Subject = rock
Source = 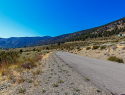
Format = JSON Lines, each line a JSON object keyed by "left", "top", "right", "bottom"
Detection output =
{"left": 96, "top": 52, "right": 100, "bottom": 53}
{"left": 107, "top": 53, "right": 110, "bottom": 56}
{"left": 111, "top": 54, "right": 114, "bottom": 56}
{"left": 112, "top": 46, "right": 118, "bottom": 50}
{"left": 10, "top": 78, "right": 16, "bottom": 84}
{"left": 7, "top": 83, "right": 11, "bottom": 87}
{"left": 104, "top": 53, "right": 107, "bottom": 55}
{"left": 21, "top": 61, "right": 32, "bottom": 69}
{"left": 122, "top": 47, "right": 125, "bottom": 50}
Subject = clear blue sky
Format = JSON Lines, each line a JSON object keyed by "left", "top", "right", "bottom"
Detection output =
{"left": 0, "top": 0, "right": 125, "bottom": 38}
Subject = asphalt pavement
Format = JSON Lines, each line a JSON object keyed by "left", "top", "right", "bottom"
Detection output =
{"left": 56, "top": 51, "right": 125, "bottom": 95}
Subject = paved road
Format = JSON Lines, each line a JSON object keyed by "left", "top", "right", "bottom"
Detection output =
{"left": 56, "top": 51, "right": 125, "bottom": 95}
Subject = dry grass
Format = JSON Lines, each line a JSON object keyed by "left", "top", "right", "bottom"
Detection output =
{"left": 0, "top": 49, "right": 51, "bottom": 86}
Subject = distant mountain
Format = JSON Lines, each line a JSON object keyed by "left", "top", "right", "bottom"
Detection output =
{"left": 0, "top": 36, "right": 51, "bottom": 48}
{"left": 36, "top": 29, "right": 90, "bottom": 45}
{"left": 36, "top": 17, "right": 125, "bottom": 45}
{"left": 1, "top": 17, "right": 125, "bottom": 48}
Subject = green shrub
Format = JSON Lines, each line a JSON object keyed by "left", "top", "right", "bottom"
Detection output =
{"left": 108, "top": 56, "right": 124, "bottom": 63}
{"left": 100, "top": 45, "right": 106, "bottom": 50}
{"left": 74, "top": 88, "right": 80, "bottom": 92}
{"left": 52, "top": 83, "right": 58, "bottom": 87}
{"left": 85, "top": 77, "right": 89, "bottom": 81}
{"left": 92, "top": 46, "right": 100, "bottom": 50}
{"left": 58, "top": 79, "right": 64, "bottom": 83}
{"left": 42, "top": 88, "right": 46, "bottom": 93}
{"left": 77, "top": 46, "right": 80, "bottom": 49}
{"left": 86, "top": 47, "right": 91, "bottom": 50}
{"left": 28, "top": 79, "right": 33, "bottom": 83}
{"left": 1, "top": 70, "right": 6, "bottom": 76}
{"left": 78, "top": 48, "right": 81, "bottom": 51}
{"left": 33, "top": 48, "right": 35, "bottom": 51}
{"left": 19, "top": 88, "right": 26, "bottom": 93}
{"left": 35, "top": 70, "right": 40, "bottom": 74}
{"left": 18, "top": 58, "right": 36, "bottom": 68}
{"left": 20, "top": 49, "right": 23, "bottom": 53}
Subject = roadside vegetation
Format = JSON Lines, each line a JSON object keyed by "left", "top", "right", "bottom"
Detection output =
{"left": 108, "top": 56, "right": 124, "bottom": 63}
{"left": 92, "top": 46, "right": 100, "bottom": 50}
{"left": 0, "top": 51, "right": 19, "bottom": 73}
{"left": 86, "top": 46, "right": 91, "bottom": 50}
{"left": 100, "top": 45, "right": 106, "bottom": 50}
{"left": 0, "top": 49, "right": 51, "bottom": 77}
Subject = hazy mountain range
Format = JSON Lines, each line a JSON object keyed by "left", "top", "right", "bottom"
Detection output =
{"left": 0, "top": 36, "right": 51, "bottom": 48}
{"left": 0, "top": 17, "right": 125, "bottom": 48}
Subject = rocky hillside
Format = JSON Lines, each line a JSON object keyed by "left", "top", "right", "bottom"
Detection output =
{"left": 68, "top": 17, "right": 125, "bottom": 41}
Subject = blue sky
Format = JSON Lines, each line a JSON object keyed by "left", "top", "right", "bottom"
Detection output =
{"left": 0, "top": 0, "right": 125, "bottom": 38}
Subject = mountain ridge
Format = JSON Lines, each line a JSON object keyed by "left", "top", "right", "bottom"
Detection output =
{"left": 0, "top": 36, "right": 52, "bottom": 48}
{"left": 0, "top": 17, "right": 125, "bottom": 48}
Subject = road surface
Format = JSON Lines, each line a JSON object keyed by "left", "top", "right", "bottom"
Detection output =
{"left": 56, "top": 51, "right": 125, "bottom": 95}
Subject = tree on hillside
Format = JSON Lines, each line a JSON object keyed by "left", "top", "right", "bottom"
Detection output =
{"left": 58, "top": 42, "right": 60, "bottom": 46}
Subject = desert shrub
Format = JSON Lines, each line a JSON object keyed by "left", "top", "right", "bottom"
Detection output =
{"left": 74, "top": 88, "right": 80, "bottom": 92}
{"left": 77, "top": 46, "right": 80, "bottom": 49}
{"left": 76, "top": 46, "right": 81, "bottom": 51}
{"left": 58, "top": 79, "right": 64, "bottom": 83}
{"left": 28, "top": 79, "right": 33, "bottom": 83}
{"left": 0, "top": 51, "right": 19, "bottom": 63}
{"left": 17, "top": 51, "right": 44, "bottom": 69}
{"left": 35, "top": 70, "right": 40, "bottom": 74}
{"left": 0, "top": 51, "right": 19, "bottom": 69}
{"left": 1, "top": 70, "right": 6, "bottom": 76}
{"left": 33, "top": 48, "right": 35, "bottom": 51}
{"left": 21, "top": 61, "right": 32, "bottom": 69}
{"left": 18, "top": 51, "right": 37, "bottom": 61}
{"left": 69, "top": 47, "right": 74, "bottom": 51}
{"left": 92, "top": 46, "right": 100, "bottom": 50}
{"left": 86, "top": 47, "right": 91, "bottom": 50}
{"left": 46, "top": 47, "right": 49, "bottom": 50}
{"left": 19, "top": 88, "right": 26, "bottom": 93}
{"left": 36, "top": 49, "right": 41, "bottom": 52}
{"left": 100, "top": 45, "right": 106, "bottom": 50}
{"left": 20, "top": 49, "right": 23, "bottom": 53}
{"left": 18, "top": 58, "right": 36, "bottom": 68}
{"left": 35, "top": 55, "right": 42, "bottom": 61}
{"left": 52, "top": 83, "right": 58, "bottom": 87}
{"left": 78, "top": 48, "right": 81, "bottom": 51}
{"left": 17, "top": 78, "right": 25, "bottom": 83}
{"left": 108, "top": 56, "right": 124, "bottom": 63}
